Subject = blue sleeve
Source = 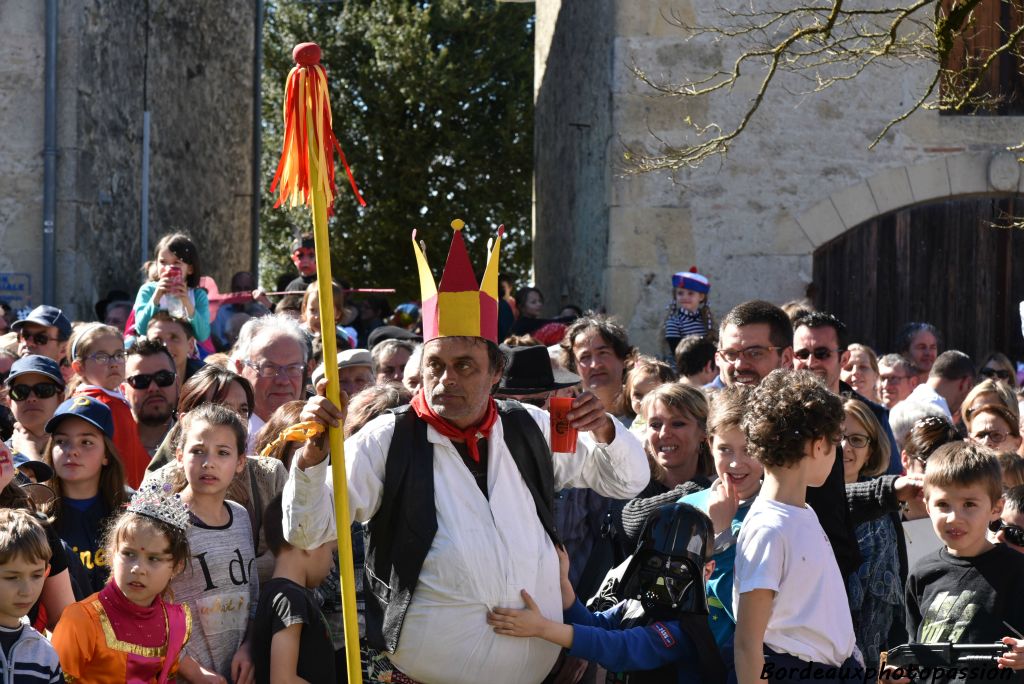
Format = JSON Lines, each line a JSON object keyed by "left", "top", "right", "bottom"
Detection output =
{"left": 190, "top": 288, "right": 211, "bottom": 342}
{"left": 564, "top": 598, "right": 625, "bottom": 630}
{"left": 882, "top": 413, "right": 901, "bottom": 474}
{"left": 569, "top": 617, "right": 696, "bottom": 673}
{"left": 132, "top": 282, "right": 159, "bottom": 336}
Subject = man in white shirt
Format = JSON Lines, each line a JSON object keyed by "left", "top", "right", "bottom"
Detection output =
{"left": 903, "top": 350, "right": 975, "bottom": 421}
{"left": 282, "top": 222, "right": 649, "bottom": 684}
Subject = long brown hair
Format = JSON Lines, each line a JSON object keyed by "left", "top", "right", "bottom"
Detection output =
{"left": 165, "top": 366, "right": 255, "bottom": 455}
{"left": 42, "top": 426, "right": 127, "bottom": 527}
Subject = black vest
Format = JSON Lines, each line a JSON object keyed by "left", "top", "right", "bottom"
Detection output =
{"left": 364, "top": 400, "right": 561, "bottom": 652}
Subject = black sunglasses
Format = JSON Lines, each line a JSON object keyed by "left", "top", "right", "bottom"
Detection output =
{"left": 18, "top": 330, "right": 57, "bottom": 346}
{"left": 8, "top": 382, "right": 62, "bottom": 402}
{"left": 980, "top": 367, "right": 1012, "bottom": 381}
{"left": 990, "top": 519, "right": 1024, "bottom": 547}
{"left": 125, "top": 370, "right": 176, "bottom": 390}
{"left": 794, "top": 347, "right": 841, "bottom": 361}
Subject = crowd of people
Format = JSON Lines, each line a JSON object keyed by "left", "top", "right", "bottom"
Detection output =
{"left": 0, "top": 227, "right": 1022, "bottom": 684}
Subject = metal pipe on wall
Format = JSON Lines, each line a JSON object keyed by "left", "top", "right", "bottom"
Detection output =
{"left": 140, "top": 111, "right": 151, "bottom": 264}
{"left": 42, "top": 0, "right": 58, "bottom": 305}
{"left": 251, "top": 0, "right": 264, "bottom": 279}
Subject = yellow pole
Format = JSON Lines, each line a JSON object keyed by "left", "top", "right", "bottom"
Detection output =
{"left": 271, "top": 41, "right": 364, "bottom": 682}
{"left": 308, "top": 147, "right": 362, "bottom": 684}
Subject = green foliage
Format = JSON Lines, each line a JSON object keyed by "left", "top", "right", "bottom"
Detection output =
{"left": 259, "top": 0, "right": 535, "bottom": 302}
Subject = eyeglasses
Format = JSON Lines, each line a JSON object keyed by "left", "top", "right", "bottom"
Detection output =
{"left": 125, "top": 370, "right": 177, "bottom": 390}
{"left": 793, "top": 347, "right": 841, "bottom": 361}
{"left": 8, "top": 382, "right": 62, "bottom": 402}
{"left": 244, "top": 360, "right": 305, "bottom": 379}
{"left": 842, "top": 433, "right": 871, "bottom": 449}
{"left": 980, "top": 368, "right": 1012, "bottom": 381}
{"left": 972, "top": 429, "right": 1010, "bottom": 446}
{"left": 85, "top": 350, "right": 126, "bottom": 365}
{"left": 716, "top": 346, "right": 783, "bottom": 363}
{"left": 879, "top": 374, "right": 911, "bottom": 385}
{"left": 989, "top": 519, "right": 1024, "bottom": 547}
{"left": 18, "top": 330, "right": 57, "bottom": 346}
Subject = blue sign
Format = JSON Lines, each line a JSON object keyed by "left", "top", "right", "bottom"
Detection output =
{"left": 0, "top": 273, "right": 32, "bottom": 310}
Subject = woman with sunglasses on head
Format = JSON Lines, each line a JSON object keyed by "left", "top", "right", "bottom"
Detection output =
{"left": 899, "top": 415, "right": 961, "bottom": 569}
{"left": 4, "top": 355, "right": 66, "bottom": 461}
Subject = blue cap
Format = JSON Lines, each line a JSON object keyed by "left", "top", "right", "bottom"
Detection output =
{"left": 12, "top": 452, "right": 54, "bottom": 484}
{"left": 5, "top": 355, "right": 65, "bottom": 388}
{"left": 45, "top": 396, "right": 115, "bottom": 440}
{"left": 13, "top": 305, "right": 73, "bottom": 340}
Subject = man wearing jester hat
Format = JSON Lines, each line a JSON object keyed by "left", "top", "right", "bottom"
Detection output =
{"left": 283, "top": 220, "right": 649, "bottom": 684}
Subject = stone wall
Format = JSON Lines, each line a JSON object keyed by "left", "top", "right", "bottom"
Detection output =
{"left": 0, "top": 0, "right": 255, "bottom": 320}
{"left": 534, "top": 0, "right": 1024, "bottom": 355}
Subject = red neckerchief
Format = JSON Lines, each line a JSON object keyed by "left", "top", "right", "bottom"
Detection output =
{"left": 410, "top": 388, "right": 498, "bottom": 462}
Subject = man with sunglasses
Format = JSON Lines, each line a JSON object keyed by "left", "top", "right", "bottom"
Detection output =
{"left": 12, "top": 305, "right": 72, "bottom": 362}
{"left": 4, "top": 355, "right": 65, "bottom": 461}
{"left": 793, "top": 311, "right": 901, "bottom": 474}
{"left": 994, "top": 485, "right": 1024, "bottom": 554}
{"left": 122, "top": 339, "right": 179, "bottom": 457}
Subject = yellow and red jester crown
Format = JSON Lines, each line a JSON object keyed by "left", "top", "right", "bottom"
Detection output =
{"left": 413, "top": 219, "right": 503, "bottom": 343}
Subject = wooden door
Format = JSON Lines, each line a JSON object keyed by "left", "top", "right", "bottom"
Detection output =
{"left": 813, "top": 195, "right": 1024, "bottom": 363}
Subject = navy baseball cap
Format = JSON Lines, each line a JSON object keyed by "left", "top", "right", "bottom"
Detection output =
{"left": 5, "top": 355, "right": 65, "bottom": 388}
{"left": 45, "top": 396, "right": 115, "bottom": 439}
{"left": 12, "top": 305, "right": 73, "bottom": 340}
{"left": 12, "top": 452, "right": 54, "bottom": 484}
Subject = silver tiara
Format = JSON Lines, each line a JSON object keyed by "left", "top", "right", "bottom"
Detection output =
{"left": 126, "top": 482, "right": 191, "bottom": 532}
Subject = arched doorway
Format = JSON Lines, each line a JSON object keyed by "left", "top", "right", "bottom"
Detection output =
{"left": 813, "top": 195, "right": 1024, "bottom": 363}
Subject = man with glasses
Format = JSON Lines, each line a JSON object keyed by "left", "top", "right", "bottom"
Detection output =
{"left": 3, "top": 355, "right": 65, "bottom": 461}
{"left": 122, "top": 339, "right": 179, "bottom": 457}
{"left": 877, "top": 353, "right": 919, "bottom": 409}
{"left": 712, "top": 300, "right": 793, "bottom": 388}
{"left": 231, "top": 314, "right": 309, "bottom": 447}
{"left": 12, "top": 305, "right": 72, "bottom": 362}
{"left": 793, "top": 311, "right": 901, "bottom": 474}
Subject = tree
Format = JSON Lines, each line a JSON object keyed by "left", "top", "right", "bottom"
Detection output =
{"left": 259, "top": 0, "right": 535, "bottom": 300}
{"left": 624, "top": 0, "right": 1024, "bottom": 173}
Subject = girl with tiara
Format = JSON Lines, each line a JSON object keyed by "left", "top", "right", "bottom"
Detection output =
{"left": 52, "top": 483, "right": 224, "bottom": 683}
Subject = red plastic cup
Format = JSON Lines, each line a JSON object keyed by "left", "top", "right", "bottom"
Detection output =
{"left": 549, "top": 397, "right": 578, "bottom": 453}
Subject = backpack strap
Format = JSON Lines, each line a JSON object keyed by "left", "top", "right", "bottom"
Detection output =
{"left": 497, "top": 399, "right": 561, "bottom": 547}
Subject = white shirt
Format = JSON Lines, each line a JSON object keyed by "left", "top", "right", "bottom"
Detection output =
{"left": 734, "top": 497, "right": 856, "bottom": 666}
{"left": 247, "top": 413, "right": 265, "bottom": 454}
{"left": 283, "top": 403, "right": 649, "bottom": 684}
{"left": 905, "top": 383, "right": 952, "bottom": 419}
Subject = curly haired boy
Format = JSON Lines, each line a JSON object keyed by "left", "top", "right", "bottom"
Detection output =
{"left": 733, "top": 369, "right": 861, "bottom": 684}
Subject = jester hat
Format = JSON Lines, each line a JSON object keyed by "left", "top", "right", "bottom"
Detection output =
{"left": 413, "top": 219, "right": 503, "bottom": 343}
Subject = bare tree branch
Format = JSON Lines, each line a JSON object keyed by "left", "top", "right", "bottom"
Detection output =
{"left": 626, "top": 0, "right": 1024, "bottom": 172}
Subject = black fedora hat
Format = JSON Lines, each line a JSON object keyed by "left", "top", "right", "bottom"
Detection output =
{"left": 498, "top": 345, "right": 580, "bottom": 395}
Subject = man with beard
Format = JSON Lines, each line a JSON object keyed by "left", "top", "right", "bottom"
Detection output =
{"left": 122, "top": 339, "right": 179, "bottom": 457}
{"left": 283, "top": 221, "right": 648, "bottom": 684}
{"left": 792, "top": 311, "right": 900, "bottom": 474}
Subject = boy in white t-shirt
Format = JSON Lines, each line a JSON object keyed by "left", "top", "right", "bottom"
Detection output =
{"left": 733, "top": 369, "right": 862, "bottom": 684}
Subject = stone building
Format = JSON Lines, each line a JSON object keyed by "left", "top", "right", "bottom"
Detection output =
{"left": 533, "top": 0, "right": 1024, "bottom": 361}
{"left": 0, "top": 1, "right": 257, "bottom": 320}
